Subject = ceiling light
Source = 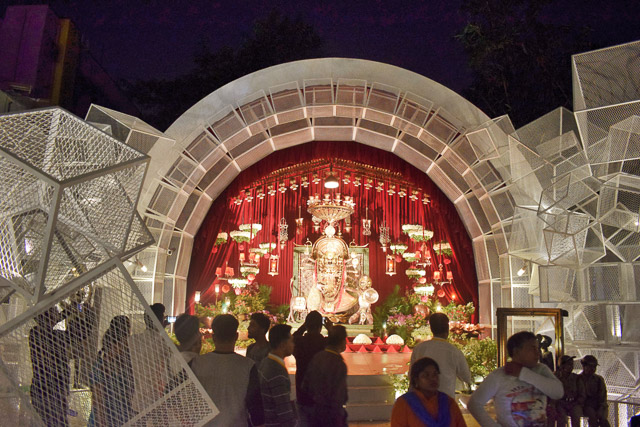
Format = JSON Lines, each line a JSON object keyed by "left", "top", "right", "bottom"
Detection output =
{"left": 324, "top": 174, "right": 339, "bottom": 189}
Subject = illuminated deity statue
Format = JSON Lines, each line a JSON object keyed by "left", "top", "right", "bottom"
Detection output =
{"left": 348, "top": 276, "right": 378, "bottom": 325}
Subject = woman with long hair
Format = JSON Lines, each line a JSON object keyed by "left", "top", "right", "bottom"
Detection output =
{"left": 89, "top": 315, "right": 135, "bottom": 426}
{"left": 391, "top": 357, "right": 467, "bottom": 427}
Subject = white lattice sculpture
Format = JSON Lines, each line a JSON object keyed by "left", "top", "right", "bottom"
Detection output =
{"left": 0, "top": 261, "right": 218, "bottom": 426}
{"left": 0, "top": 108, "right": 217, "bottom": 426}
{"left": 0, "top": 108, "right": 152, "bottom": 303}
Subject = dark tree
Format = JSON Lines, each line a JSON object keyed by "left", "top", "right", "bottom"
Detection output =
{"left": 455, "top": 0, "right": 594, "bottom": 128}
{"left": 127, "top": 11, "right": 323, "bottom": 130}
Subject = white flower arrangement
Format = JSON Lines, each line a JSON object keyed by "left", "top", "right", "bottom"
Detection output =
{"left": 385, "top": 334, "right": 405, "bottom": 345}
{"left": 402, "top": 252, "right": 418, "bottom": 262}
{"left": 401, "top": 224, "right": 423, "bottom": 234}
{"left": 239, "top": 223, "right": 262, "bottom": 236}
{"left": 353, "top": 334, "right": 372, "bottom": 345}
{"left": 408, "top": 229, "right": 434, "bottom": 242}
{"left": 240, "top": 265, "right": 259, "bottom": 277}
{"left": 405, "top": 268, "right": 426, "bottom": 279}
{"left": 259, "top": 242, "right": 277, "bottom": 252}
{"left": 389, "top": 243, "right": 408, "bottom": 254}
{"left": 228, "top": 277, "right": 249, "bottom": 288}
{"left": 433, "top": 241, "right": 453, "bottom": 256}
{"left": 230, "top": 230, "right": 251, "bottom": 243}
{"left": 413, "top": 284, "right": 435, "bottom": 296}
{"left": 215, "top": 232, "right": 228, "bottom": 245}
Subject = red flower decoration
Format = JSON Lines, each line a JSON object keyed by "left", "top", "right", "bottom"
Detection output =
{"left": 443, "top": 258, "right": 451, "bottom": 265}
{"left": 239, "top": 243, "right": 245, "bottom": 251}
{"left": 221, "top": 284, "right": 230, "bottom": 294}
{"left": 437, "top": 289, "right": 445, "bottom": 298}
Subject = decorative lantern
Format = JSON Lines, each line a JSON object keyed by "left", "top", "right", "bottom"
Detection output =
{"left": 291, "top": 296, "right": 307, "bottom": 311}
{"left": 446, "top": 271, "right": 453, "bottom": 281}
{"left": 385, "top": 255, "right": 396, "bottom": 276}
{"left": 215, "top": 267, "right": 222, "bottom": 276}
{"left": 214, "top": 284, "right": 220, "bottom": 293}
{"left": 433, "top": 271, "right": 441, "bottom": 280}
{"left": 225, "top": 267, "right": 234, "bottom": 277}
{"left": 239, "top": 252, "right": 245, "bottom": 263}
{"left": 194, "top": 291, "right": 201, "bottom": 303}
{"left": 268, "top": 254, "right": 280, "bottom": 276}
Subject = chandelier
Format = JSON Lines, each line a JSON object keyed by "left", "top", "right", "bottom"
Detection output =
{"left": 307, "top": 193, "right": 355, "bottom": 224}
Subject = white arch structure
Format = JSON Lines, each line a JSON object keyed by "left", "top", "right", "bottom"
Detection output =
{"left": 84, "top": 46, "right": 640, "bottom": 418}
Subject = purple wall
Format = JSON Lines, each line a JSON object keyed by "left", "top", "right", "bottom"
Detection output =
{"left": 0, "top": 5, "right": 59, "bottom": 99}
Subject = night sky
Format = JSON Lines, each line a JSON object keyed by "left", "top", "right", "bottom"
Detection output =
{"left": 2, "top": 0, "right": 640, "bottom": 94}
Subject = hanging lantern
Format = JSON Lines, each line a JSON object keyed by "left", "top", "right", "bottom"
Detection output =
{"left": 279, "top": 217, "right": 288, "bottom": 246}
{"left": 385, "top": 255, "right": 397, "bottom": 276}
{"left": 225, "top": 267, "right": 234, "bottom": 277}
{"left": 291, "top": 296, "right": 307, "bottom": 311}
{"left": 215, "top": 267, "right": 222, "bottom": 276}
{"left": 446, "top": 271, "right": 453, "bottom": 281}
{"left": 433, "top": 271, "right": 441, "bottom": 280}
{"left": 268, "top": 254, "right": 280, "bottom": 276}
{"left": 239, "top": 252, "right": 245, "bottom": 263}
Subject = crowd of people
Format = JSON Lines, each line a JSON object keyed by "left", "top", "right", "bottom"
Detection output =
{"left": 29, "top": 303, "right": 616, "bottom": 427}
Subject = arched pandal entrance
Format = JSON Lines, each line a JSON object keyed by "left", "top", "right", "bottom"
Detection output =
{"left": 72, "top": 45, "right": 640, "bottom": 415}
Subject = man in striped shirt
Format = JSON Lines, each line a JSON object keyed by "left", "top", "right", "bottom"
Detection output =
{"left": 259, "top": 324, "right": 297, "bottom": 426}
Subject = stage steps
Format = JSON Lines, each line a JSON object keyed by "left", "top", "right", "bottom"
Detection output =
{"left": 290, "top": 374, "right": 396, "bottom": 423}
{"left": 346, "top": 374, "right": 395, "bottom": 422}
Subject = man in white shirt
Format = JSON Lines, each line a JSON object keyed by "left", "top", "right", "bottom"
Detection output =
{"left": 410, "top": 312, "right": 472, "bottom": 398}
{"left": 468, "top": 330, "right": 564, "bottom": 427}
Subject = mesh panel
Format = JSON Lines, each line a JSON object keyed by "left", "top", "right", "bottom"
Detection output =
{"left": 572, "top": 41, "right": 640, "bottom": 110}
{"left": 0, "top": 109, "right": 143, "bottom": 181}
{"left": 0, "top": 263, "right": 217, "bottom": 426}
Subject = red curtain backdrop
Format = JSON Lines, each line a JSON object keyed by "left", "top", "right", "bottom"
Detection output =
{"left": 187, "top": 141, "right": 479, "bottom": 321}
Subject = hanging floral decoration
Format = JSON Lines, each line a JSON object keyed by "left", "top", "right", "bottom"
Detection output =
{"left": 402, "top": 224, "right": 434, "bottom": 242}
{"left": 413, "top": 284, "right": 435, "bottom": 296}
{"left": 433, "top": 241, "right": 453, "bottom": 257}
{"left": 239, "top": 223, "right": 262, "bottom": 238}
{"left": 215, "top": 232, "right": 228, "bottom": 246}
{"left": 228, "top": 277, "right": 249, "bottom": 288}
{"left": 256, "top": 242, "right": 277, "bottom": 255}
{"left": 405, "top": 268, "right": 426, "bottom": 279}
{"left": 390, "top": 243, "right": 408, "bottom": 255}
{"left": 230, "top": 230, "right": 251, "bottom": 243}
{"left": 402, "top": 252, "right": 418, "bottom": 263}
{"left": 240, "top": 265, "right": 259, "bottom": 277}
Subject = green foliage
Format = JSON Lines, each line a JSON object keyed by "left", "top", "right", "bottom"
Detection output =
{"left": 453, "top": 337, "right": 498, "bottom": 389}
{"left": 389, "top": 373, "right": 410, "bottom": 397}
{"left": 455, "top": 0, "right": 595, "bottom": 127}
{"left": 195, "top": 284, "right": 272, "bottom": 318}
